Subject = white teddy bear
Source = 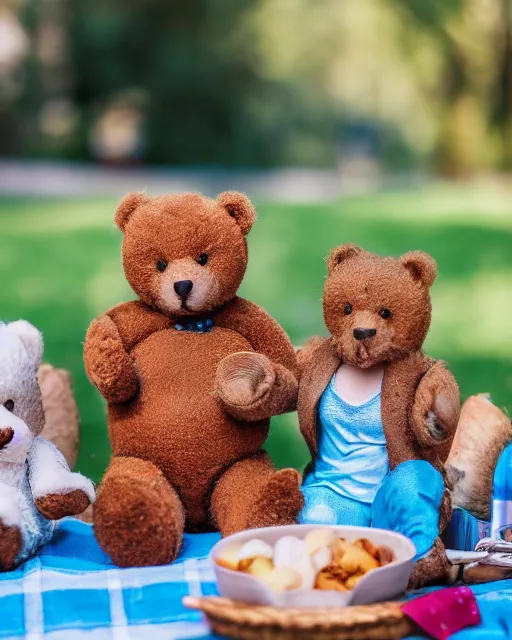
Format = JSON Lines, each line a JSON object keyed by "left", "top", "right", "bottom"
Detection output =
{"left": 0, "top": 320, "right": 95, "bottom": 570}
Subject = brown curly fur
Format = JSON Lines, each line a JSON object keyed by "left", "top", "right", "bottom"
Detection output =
{"left": 35, "top": 490, "right": 91, "bottom": 521}
{"left": 297, "top": 244, "right": 461, "bottom": 587}
{"left": 0, "top": 522, "right": 22, "bottom": 571}
{"left": 39, "top": 364, "right": 80, "bottom": 469}
{"left": 84, "top": 192, "right": 303, "bottom": 567}
{"left": 446, "top": 394, "right": 512, "bottom": 520}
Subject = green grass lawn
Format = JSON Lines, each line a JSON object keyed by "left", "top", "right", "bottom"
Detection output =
{"left": 1, "top": 181, "right": 511, "bottom": 483}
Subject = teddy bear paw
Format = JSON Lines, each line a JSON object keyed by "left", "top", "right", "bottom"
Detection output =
{"left": 412, "top": 363, "right": 460, "bottom": 448}
{"left": 84, "top": 316, "right": 139, "bottom": 404}
{"left": 246, "top": 468, "right": 304, "bottom": 529}
{"left": 215, "top": 352, "right": 275, "bottom": 417}
{"left": 0, "top": 521, "right": 22, "bottom": 571}
{"left": 35, "top": 490, "right": 91, "bottom": 521}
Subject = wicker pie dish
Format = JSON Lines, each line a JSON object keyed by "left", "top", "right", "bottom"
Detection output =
{"left": 183, "top": 596, "right": 419, "bottom": 640}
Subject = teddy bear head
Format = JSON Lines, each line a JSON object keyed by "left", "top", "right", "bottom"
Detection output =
{"left": 114, "top": 191, "right": 257, "bottom": 316}
{"left": 0, "top": 321, "right": 45, "bottom": 463}
{"left": 323, "top": 244, "right": 437, "bottom": 368}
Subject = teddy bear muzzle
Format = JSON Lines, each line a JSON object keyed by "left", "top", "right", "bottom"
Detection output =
{"left": 0, "top": 427, "right": 14, "bottom": 449}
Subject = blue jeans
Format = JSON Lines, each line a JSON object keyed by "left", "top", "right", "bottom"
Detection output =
{"left": 300, "top": 460, "right": 444, "bottom": 560}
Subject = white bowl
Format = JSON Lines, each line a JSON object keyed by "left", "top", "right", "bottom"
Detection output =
{"left": 211, "top": 524, "right": 416, "bottom": 608}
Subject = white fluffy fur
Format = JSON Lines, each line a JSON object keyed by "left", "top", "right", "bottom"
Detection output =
{"left": 0, "top": 483, "right": 22, "bottom": 527}
{"left": 29, "top": 437, "right": 95, "bottom": 502}
{"left": 7, "top": 320, "right": 44, "bottom": 364}
{"left": 0, "top": 321, "right": 95, "bottom": 569}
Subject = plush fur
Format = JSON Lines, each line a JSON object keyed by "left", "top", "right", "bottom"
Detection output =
{"left": 0, "top": 321, "right": 94, "bottom": 571}
{"left": 84, "top": 191, "right": 303, "bottom": 568}
{"left": 446, "top": 394, "right": 512, "bottom": 521}
{"left": 39, "top": 364, "right": 81, "bottom": 470}
{"left": 297, "top": 245, "right": 461, "bottom": 587}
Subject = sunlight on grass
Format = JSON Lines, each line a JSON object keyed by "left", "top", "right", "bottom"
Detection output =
{"left": 1, "top": 199, "right": 116, "bottom": 235}
{"left": 85, "top": 257, "right": 132, "bottom": 316}
{"left": 428, "top": 270, "right": 512, "bottom": 358}
{"left": 336, "top": 181, "right": 512, "bottom": 229}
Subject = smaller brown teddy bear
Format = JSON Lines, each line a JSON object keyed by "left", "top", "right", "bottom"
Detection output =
{"left": 297, "top": 244, "right": 460, "bottom": 587}
{"left": 84, "top": 191, "right": 304, "bottom": 567}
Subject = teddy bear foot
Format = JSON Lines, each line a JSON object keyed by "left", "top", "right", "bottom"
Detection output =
{"left": 408, "top": 538, "right": 450, "bottom": 589}
{"left": 93, "top": 457, "right": 185, "bottom": 568}
{"left": 246, "top": 468, "right": 304, "bottom": 530}
{"left": 0, "top": 521, "right": 22, "bottom": 571}
{"left": 35, "top": 490, "right": 91, "bottom": 521}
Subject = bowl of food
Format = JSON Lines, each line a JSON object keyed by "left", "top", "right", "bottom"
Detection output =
{"left": 211, "top": 524, "right": 416, "bottom": 608}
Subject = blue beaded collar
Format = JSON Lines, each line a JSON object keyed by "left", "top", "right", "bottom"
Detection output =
{"left": 174, "top": 317, "right": 214, "bottom": 333}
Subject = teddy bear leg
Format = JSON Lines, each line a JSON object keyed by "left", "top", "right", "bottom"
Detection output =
{"left": 211, "top": 452, "right": 303, "bottom": 537}
{"left": 408, "top": 537, "right": 450, "bottom": 589}
{"left": 0, "top": 521, "right": 22, "bottom": 571}
{"left": 93, "top": 456, "right": 185, "bottom": 567}
{"left": 0, "top": 488, "right": 23, "bottom": 571}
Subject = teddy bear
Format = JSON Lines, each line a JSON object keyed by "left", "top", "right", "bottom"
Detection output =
{"left": 83, "top": 191, "right": 304, "bottom": 567}
{"left": 0, "top": 320, "right": 95, "bottom": 571}
{"left": 39, "top": 363, "right": 81, "bottom": 470}
{"left": 296, "top": 244, "right": 461, "bottom": 587}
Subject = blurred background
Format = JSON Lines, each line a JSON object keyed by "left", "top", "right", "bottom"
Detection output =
{"left": 0, "top": 0, "right": 511, "bottom": 483}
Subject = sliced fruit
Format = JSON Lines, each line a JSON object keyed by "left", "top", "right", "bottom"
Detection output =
{"left": 239, "top": 538, "right": 274, "bottom": 561}
{"left": 262, "top": 566, "right": 302, "bottom": 592}
{"left": 304, "top": 528, "right": 337, "bottom": 555}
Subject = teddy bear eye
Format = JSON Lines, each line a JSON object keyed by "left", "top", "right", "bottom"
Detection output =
{"left": 344, "top": 303, "right": 352, "bottom": 315}
{"left": 380, "top": 308, "right": 392, "bottom": 319}
{"left": 156, "top": 259, "right": 168, "bottom": 273}
{"left": 196, "top": 253, "right": 208, "bottom": 266}
{"left": 3, "top": 400, "right": 14, "bottom": 412}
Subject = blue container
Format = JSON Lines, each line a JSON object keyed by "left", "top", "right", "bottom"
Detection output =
{"left": 491, "top": 442, "right": 512, "bottom": 537}
{"left": 443, "top": 442, "right": 512, "bottom": 550}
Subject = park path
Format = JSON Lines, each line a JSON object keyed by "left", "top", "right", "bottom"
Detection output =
{"left": 0, "top": 160, "right": 347, "bottom": 202}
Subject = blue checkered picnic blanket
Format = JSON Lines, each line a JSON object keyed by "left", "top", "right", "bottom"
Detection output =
{"left": 1, "top": 443, "right": 512, "bottom": 639}
{"left": 0, "top": 519, "right": 219, "bottom": 640}
{"left": 1, "top": 519, "right": 512, "bottom": 639}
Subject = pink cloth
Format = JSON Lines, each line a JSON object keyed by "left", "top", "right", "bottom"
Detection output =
{"left": 402, "top": 586, "right": 481, "bottom": 639}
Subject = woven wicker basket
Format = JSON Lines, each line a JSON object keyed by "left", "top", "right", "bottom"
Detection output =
{"left": 183, "top": 596, "right": 419, "bottom": 640}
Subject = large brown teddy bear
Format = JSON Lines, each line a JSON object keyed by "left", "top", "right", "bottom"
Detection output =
{"left": 84, "top": 191, "right": 304, "bottom": 567}
{"left": 297, "top": 244, "right": 460, "bottom": 587}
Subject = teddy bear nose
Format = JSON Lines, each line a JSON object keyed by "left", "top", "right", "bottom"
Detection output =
{"left": 174, "top": 280, "right": 193, "bottom": 299}
{"left": 0, "top": 427, "right": 14, "bottom": 449}
{"left": 353, "top": 328, "right": 377, "bottom": 341}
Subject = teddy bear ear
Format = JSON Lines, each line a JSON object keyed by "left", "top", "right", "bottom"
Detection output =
{"left": 326, "top": 243, "right": 362, "bottom": 275}
{"left": 216, "top": 191, "right": 257, "bottom": 235}
{"left": 399, "top": 251, "right": 437, "bottom": 287}
{"left": 7, "top": 320, "right": 44, "bottom": 366}
{"left": 115, "top": 192, "right": 151, "bottom": 232}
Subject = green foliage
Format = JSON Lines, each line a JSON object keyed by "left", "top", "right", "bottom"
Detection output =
{"left": 65, "top": 0, "right": 339, "bottom": 166}
{"left": 4, "top": 0, "right": 511, "bottom": 171}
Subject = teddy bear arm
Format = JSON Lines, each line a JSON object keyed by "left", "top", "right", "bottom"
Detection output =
{"left": 296, "top": 336, "right": 328, "bottom": 378}
{"left": 215, "top": 297, "right": 298, "bottom": 372}
{"left": 214, "top": 298, "right": 299, "bottom": 421}
{"left": 28, "top": 437, "right": 95, "bottom": 520}
{"left": 215, "top": 355, "right": 298, "bottom": 421}
{"left": 105, "top": 300, "right": 171, "bottom": 352}
{"left": 411, "top": 361, "right": 461, "bottom": 451}
{"left": 84, "top": 313, "right": 140, "bottom": 404}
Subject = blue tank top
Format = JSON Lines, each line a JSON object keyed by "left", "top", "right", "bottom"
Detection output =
{"left": 306, "top": 374, "right": 389, "bottom": 504}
